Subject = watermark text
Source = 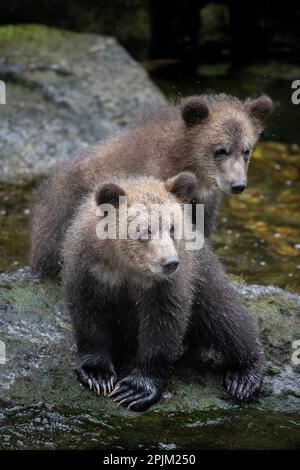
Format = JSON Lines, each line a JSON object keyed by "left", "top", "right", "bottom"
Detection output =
{"left": 0, "top": 80, "right": 6, "bottom": 104}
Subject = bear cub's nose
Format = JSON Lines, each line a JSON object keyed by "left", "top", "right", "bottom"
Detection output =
{"left": 161, "top": 256, "right": 179, "bottom": 274}
{"left": 230, "top": 181, "right": 246, "bottom": 194}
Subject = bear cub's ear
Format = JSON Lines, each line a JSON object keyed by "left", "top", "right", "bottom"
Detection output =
{"left": 245, "top": 95, "right": 273, "bottom": 127}
{"left": 95, "top": 183, "right": 126, "bottom": 207}
{"left": 181, "top": 97, "right": 209, "bottom": 127}
{"left": 165, "top": 172, "right": 198, "bottom": 203}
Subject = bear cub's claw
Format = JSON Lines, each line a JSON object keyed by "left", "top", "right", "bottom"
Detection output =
{"left": 224, "top": 363, "right": 263, "bottom": 401}
{"left": 109, "top": 372, "right": 162, "bottom": 412}
{"left": 74, "top": 362, "right": 117, "bottom": 396}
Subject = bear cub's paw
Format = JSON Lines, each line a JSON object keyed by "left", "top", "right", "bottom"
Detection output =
{"left": 109, "top": 371, "right": 162, "bottom": 412}
{"left": 74, "top": 356, "right": 117, "bottom": 396}
{"left": 224, "top": 362, "right": 263, "bottom": 401}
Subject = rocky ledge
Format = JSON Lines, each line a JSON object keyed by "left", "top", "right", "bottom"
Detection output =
{"left": 0, "top": 268, "right": 299, "bottom": 449}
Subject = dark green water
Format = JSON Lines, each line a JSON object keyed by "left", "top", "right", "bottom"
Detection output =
{"left": 1, "top": 403, "right": 299, "bottom": 450}
{"left": 150, "top": 62, "right": 300, "bottom": 145}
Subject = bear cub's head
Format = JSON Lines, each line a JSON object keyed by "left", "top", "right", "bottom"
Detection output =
{"left": 180, "top": 94, "right": 273, "bottom": 195}
{"left": 93, "top": 172, "right": 198, "bottom": 279}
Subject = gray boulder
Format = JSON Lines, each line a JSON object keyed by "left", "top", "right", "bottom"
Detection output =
{"left": 0, "top": 25, "right": 166, "bottom": 180}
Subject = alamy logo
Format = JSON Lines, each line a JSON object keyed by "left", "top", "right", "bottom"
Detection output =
{"left": 0, "top": 80, "right": 6, "bottom": 104}
{"left": 291, "top": 80, "right": 300, "bottom": 105}
{"left": 292, "top": 340, "right": 300, "bottom": 365}
{"left": 0, "top": 340, "right": 6, "bottom": 365}
{"left": 96, "top": 198, "right": 204, "bottom": 251}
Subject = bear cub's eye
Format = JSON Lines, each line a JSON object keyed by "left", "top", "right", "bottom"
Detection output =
{"left": 214, "top": 148, "right": 228, "bottom": 159}
{"left": 243, "top": 149, "right": 251, "bottom": 160}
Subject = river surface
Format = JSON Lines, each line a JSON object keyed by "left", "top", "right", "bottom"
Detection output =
{"left": 0, "top": 403, "right": 299, "bottom": 450}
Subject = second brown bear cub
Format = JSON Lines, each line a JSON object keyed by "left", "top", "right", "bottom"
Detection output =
{"left": 63, "top": 172, "right": 263, "bottom": 411}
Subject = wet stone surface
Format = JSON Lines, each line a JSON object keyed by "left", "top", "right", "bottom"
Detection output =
{"left": 0, "top": 268, "right": 299, "bottom": 449}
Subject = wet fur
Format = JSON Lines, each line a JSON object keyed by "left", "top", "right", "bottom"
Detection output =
{"left": 62, "top": 176, "right": 264, "bottom": 411}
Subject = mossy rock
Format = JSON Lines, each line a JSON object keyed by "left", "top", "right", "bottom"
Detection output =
{"left": 0, "top": 268, "right": 299, "bottom": 449}
{"left": 0, "top": 25, "right": 165, "bottom": 180}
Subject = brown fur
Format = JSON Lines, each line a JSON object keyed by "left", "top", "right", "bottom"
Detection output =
{"left": 62, "top": 174, "right": 264, "bottom": 411}
{"left": 30, "top": 94, "right": 273, "bottom": 278}
{"left": 63, "top": 174, "right": 197, "bottom": 281}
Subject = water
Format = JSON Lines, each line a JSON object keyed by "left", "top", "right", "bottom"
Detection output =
{"left": 0, "top": 178, "right": 37, "bottom": 273}
{"left": 150, "top": 62, "right": 300, "bottom": 145}
{"left": 1, "top": 403, "right": 299, "bottom": 450}
{"left": 216, "top": 142, "right": 300, "bottom": 293}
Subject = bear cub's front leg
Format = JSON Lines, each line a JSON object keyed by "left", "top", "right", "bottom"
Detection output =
{"left": 64, "top": 273, "right": 117, "bottom": 396}
{"left": 110, "top": 282, "right": 189, "bottom": 411}
{"left": 192, "top": 249, "right": 264, "bottom": 401}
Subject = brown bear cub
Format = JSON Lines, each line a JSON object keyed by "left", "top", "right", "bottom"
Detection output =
{"left": 62, "top": 172, "right": 263, "bottom": 411}
{"left": 30, "top": 94, "right": 273, "bottom": 279}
